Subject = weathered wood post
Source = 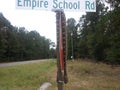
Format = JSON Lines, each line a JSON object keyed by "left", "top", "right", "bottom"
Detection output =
{"left": 55, "top": 10, "right": 68, "bottom": 90}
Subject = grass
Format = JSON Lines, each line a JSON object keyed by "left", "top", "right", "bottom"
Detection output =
{"left": 0, "top": 59, "right": 120, "bottom": 90}
{"left": 65, "top": 60, "right": 120, "bottom": 90}
{"left": 0, "top": 60, "right": 56, "bottom": 90}
{"left": 49, "top": 60, "right": 120, "bottom": 90}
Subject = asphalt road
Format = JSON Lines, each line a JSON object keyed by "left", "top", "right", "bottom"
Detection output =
{"left": 0, "top": 59, "right": 50, "bottom": 67}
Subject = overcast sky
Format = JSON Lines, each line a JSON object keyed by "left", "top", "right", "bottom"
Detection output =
{"left": 0, "top": 0, "right": 85, "bottom": 43}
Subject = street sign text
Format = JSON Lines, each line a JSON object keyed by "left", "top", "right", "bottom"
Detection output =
{"left": 16, "top": 0, "right": 96, "bottom": 12}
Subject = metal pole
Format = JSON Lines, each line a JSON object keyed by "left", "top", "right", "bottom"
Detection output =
{"left": 71, "top": 32, "right": 74, "bottom": 61}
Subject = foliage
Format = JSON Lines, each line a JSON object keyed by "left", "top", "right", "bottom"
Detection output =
{"left": 0, "top": 13, "right": 56, "bottom": 62}
{"left": 66, "top": 1, "right": 120, "bottom": 64}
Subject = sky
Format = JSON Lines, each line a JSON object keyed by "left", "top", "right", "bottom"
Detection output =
{"left": 0, "top": 0, "right": 85, "bottom": 43}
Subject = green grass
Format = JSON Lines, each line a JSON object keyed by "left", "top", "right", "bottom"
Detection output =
{"left": 0, "top": 60, "right": 56, "bottom": 90}
{"left": 0, "top": 59, "right": 120, "bottom": 90}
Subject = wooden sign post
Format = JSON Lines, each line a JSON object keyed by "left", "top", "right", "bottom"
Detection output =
{"left": 55, "top": 10, "right": 68, "bottom": 90}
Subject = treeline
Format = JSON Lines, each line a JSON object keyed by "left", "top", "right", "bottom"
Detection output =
{"left": 0, "top": 13, "right": 56, "bottom": 62}
{"left": 1, "top": 0, "right": 120, "bottom": 64}
{"left": 67, "top": 0, "right": 120, "bottom": 64}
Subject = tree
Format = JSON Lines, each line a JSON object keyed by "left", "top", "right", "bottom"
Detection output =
{"left": 66, "top": 18, "right": 76, "bottom": 59}
{"left": 0, "top": 13, "right": 55, "bottom": 62}
{"left": 103, "top": 2, "right": 120, "bottom": 64}
{"left": 76, "top": 0, "right": 120, "bottom": 64}
{"left": 105, "top": 0, "right": 120, "bottom": 9}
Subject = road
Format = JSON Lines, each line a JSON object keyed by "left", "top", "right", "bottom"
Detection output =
{"left": 0, "top": 59, "right": 50, "bottom": 67}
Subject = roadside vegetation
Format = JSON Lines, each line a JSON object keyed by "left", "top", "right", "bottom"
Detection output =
{"left": 0, "top": 13, "right": 56, "bottom": 62}
{"left": 0, "top": 59, "right": 120, "bottom": 90}
{"left": 0, "top": 60, "right": 56, "bottom": 90}
{"left": 66, "top": 0, "right": 120, "bottom": 64}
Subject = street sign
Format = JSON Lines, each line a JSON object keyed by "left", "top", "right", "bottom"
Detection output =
{"left": 16, "top": 0, "right": 96, "bottom": 12}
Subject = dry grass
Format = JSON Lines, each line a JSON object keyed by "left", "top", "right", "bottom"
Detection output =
{"left": 49, "top": 60, "right": 120, "bottom": 90}
{"left": 0, "top": 59, "right": 120, "bottom": 90}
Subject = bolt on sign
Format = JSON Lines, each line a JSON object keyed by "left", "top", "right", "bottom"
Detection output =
{"left": 16, "top": 0, "right": 96, "bottom": 12}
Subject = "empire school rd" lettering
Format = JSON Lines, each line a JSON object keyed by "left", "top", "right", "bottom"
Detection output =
{"left": 16, "top": 0, "right": 96, "bottom": 12}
